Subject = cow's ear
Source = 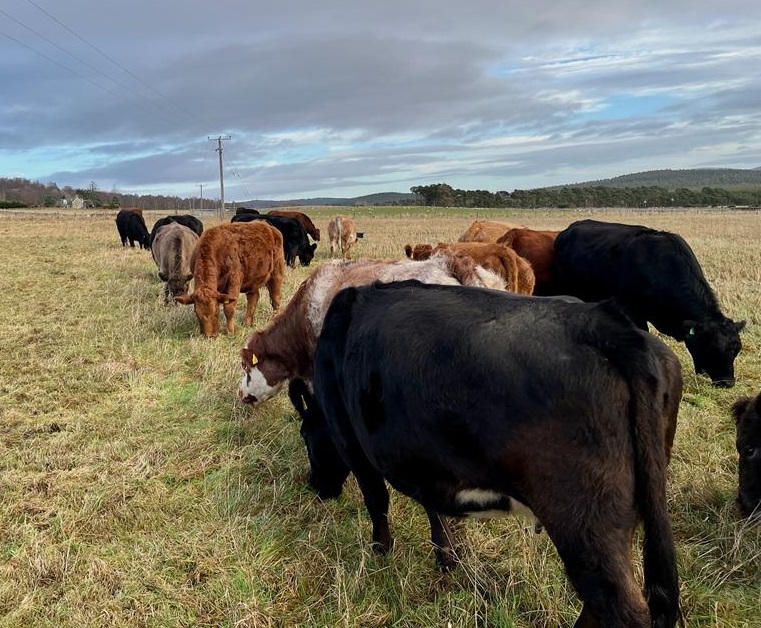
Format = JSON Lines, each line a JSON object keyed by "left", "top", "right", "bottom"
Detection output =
{"left": 683, "top": 320, "right": 699, "bottom": 337}
{"left": 158, "top": 271, "right": 167, "bottom": 281}
{"left": 732, "top": 396, "right": 753, "bottom": 424}
{"left": 175, "top": 293, "right": 194, "bottom": 304}
{"left": 736, "top": 320, "right": 747, "bottom": 332}
{"left": 311, "top": 243, "right": 317, "bottom": 252}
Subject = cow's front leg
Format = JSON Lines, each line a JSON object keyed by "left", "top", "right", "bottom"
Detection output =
{"left": 426, "top": 510, "right": 460, "bottom": 570}
{"left": 222, "top": 298, "right": 238, "bottom": 334}
{"left": 243, "top": 290, "right": 261, "bottom": 327}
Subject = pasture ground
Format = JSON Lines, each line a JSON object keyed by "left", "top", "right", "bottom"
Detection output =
{"left": 0, "top": 206, "right": 759, "bottom": 627}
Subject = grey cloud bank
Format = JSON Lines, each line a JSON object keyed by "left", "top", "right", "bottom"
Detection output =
{"left": 1, "top": 0, "right": 760, "bottom": 200}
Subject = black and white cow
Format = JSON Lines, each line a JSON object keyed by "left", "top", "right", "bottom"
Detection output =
{"left": 553, "top": 219, "right": 745, "bottom": 387}
{"left": 731, "top": 393, "right": 761, "bottom": 519}
{"left": 115, "top": 209, "right": 150, "bottom": 249}
{"left": 231, "top": 213, "right": 316, "bottom": 267}
{"left": 303, "top": 280, "right": 683, "bottom": 628}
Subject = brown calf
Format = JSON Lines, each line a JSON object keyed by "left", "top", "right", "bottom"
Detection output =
{"left": 405, "top": 241, "right": 535, "bottom": 294}
{"left": 327, "top": 215, "right": 358, "bottom": 259}
{"left": 176, "top": 221, "right": 285, "bottom": 337}
{"left": 457, "top": 219, "right": 525, "bottom": 243}
{"left": 497, "top": 228, "right": 560, "bottom": 295}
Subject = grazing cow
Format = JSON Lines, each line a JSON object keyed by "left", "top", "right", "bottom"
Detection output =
{"left": 305, "top": 280, "right": 682, "bottom": 628}
{"left": 238, "top": 255, "right": 506, "bottom": 404}
{"left": 149, "top": 214, "right": 203, "bottom": 247}
{"left": 327, "top": 215, "right": 358, "bottom": 259}
{"left": 151, "top": 222, "right": 200, "bottom": 302}
{"left": 553, "top": 219, "right": 745, "bottom": 386}
{"left": 115, "top": 209, "right": 150, "bottom": 249}
{"left": 497, "top": 228, "right": 560, "bottom": 295}
{"left": 731, "top": 394, "right": 761, "bottom": 519}
{"left": 268, "top": 209, "right": 320, "bottom": 241}
{"left": 231, "top": 213, "right": 316, "bottom": 267}
{"left": 457, "top": 219, "right": 525, "bottom": 243}
{"left": 175, "top": 221, "right": 285, "bottom": 337}
{"left": 404, "top": 241, "right": 535, "bottom": 294}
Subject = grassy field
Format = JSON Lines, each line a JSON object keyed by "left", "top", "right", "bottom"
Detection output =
{"left": 0, "top": 206, "right": 759, "bottom": 627}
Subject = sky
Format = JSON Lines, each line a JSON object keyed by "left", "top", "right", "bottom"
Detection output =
{"left": 1, "top": 1, "right": 760, "bottom": 202}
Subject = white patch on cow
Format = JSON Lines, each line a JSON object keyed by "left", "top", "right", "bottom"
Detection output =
{"left": 456, "top": 488, "right": 537, "bottom": 522}
{"left": 306, "top": 261, "right": 345, "bottom": 336}
{"left": 474, "top": 266, "right": 507, "bottom": 290}
{"left": 238, "top": 366, "right": 285, "bottom": 404}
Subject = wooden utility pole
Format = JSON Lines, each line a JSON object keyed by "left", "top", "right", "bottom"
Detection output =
{"left": 197, "top": 183, "right": 204, "bottom": 210}
{"left": 208, "top": 135, "right": 231, "bottom": 220}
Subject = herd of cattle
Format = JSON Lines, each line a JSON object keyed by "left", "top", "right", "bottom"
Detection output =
{"left": 116, "top": 208, "right": 760, "bottom": 627}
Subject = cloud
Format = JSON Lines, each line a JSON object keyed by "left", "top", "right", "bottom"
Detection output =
{"left": 1, "top": 0, "right": 760, "bottom": 199}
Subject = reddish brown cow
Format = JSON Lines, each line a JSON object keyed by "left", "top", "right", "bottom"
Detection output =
{"left": 458, "top": 219, "right": 525, "bottom": 243}
{"left": 497, "top": 228, "right": 560, "bottom": 295}
{"left": 327, "top": 215, "right": 358, "bottom": 259}
{"left": 404, "top": 241, "right": 535, "bottom": 294}
{"left": 238, "top": 254, "right": 506, "bottom": 404}
{"left": 176, "top": 221, "right": 285, "bottom": 337}
{"left": 267, "top": 210, "right": 320, "bottom": 241}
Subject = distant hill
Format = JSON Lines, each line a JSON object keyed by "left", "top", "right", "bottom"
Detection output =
{"left": 238, "top": 191, "right": 416, "bottom": 209}
{"left": 565, "top": 168, "right": 761, "bottom": 189}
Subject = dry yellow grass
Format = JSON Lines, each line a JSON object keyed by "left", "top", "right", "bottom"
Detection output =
{"left": 0, "top": 206, "right": 759, "bottom": 627}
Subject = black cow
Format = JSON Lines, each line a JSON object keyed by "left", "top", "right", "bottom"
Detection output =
{"left": 115, "top": 209, "right": 150, "bottom": 249}
{"left": 235, "top": 207, "right": 260, "bottom": 216}
{"left": 731, "top": 393, "right": 761, "bottom": 519}
{"left": 305, "top": 280, "right": 682, "bottom": 628}
{"left": 148, "top": 214, "right": 203, "bottom": 247}
{"left": 230, "top": 213, "right": 316, "bottom": 267}
{"left": 553, "top": 219, "right": 745, "bottom": 387}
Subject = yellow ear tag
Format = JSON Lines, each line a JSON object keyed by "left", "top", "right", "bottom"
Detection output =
{"left": 250, "top": 354, "right": 258, "bottom": 366}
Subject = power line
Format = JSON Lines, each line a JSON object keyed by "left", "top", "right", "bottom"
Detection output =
{"left": 13, "top": 0, "right": 217, "bottom": 132}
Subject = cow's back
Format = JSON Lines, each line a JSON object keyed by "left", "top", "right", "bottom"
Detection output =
{"left": 152, "top": 222, "right": 199, "bottom": 274}
{"left": 458, "top": 219, "right": 525, "bottom": 243}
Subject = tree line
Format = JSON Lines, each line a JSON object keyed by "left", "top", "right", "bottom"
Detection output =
{"left": 410, "top": 183, "right": 761, "bottom": 208}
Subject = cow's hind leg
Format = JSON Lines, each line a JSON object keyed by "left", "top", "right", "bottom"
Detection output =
{"left": 547, "top": 524, "right": 649, "bottom": 628}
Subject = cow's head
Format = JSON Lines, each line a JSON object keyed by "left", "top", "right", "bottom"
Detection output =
{"left": 160, "top": 272, "right": 194, "bottom": 301}
{"left": 289, "top": 379, "right": 349, "bottom": 499}
{"left": 299, "top": 243, "right": 317, "bottom": 267}
{"left": 238, "top": 340, "right": 288, "bottom": 403}
{"left": 683, "top": 318, "right": 745, "bottom": 387}
{"left": 175, "top": 288, "right": 233, "bottom": 337}
{"left": 731, "top": 394, "right": 761, "bottom": 519}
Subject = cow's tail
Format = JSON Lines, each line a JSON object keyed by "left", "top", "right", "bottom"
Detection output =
{"left": 628, "top": 349, "right": 682, "bottom": 628}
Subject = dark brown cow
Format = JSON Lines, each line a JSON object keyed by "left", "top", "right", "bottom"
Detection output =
{"left": 267, "top": 209, "right": 320, "bottom": 241}
{"left": 305, "top": 280, "right": 683, "bottom": 627}
{"left": 327, "top": 215, "right": 358, "bottom": 259}
{"left": 457, "top": 219, "right": 525, "bottom": 243}
{"left": 404, "top": 241, "right": 535, "bottom": 294}
{"left": 238, "top": 255, "right": 506, "bottom": 404}
{"left": 731, "top": 394, "right": 761, "bottom": 519}
{"left": 176, "top": 221, "right": 285, "bottom": 337}
{"left": 497, "top": 228, "right": 560, "bottom": 295}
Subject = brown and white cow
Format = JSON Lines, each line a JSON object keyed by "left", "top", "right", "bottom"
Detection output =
{"left": 457, "top": 219, "right": 525, "bottom": 243}
{"left": 404, "top": 241, "right": 535, "bottom": 294}
{"left": 731, "top": 393, "right": 761, "bottom": 519}
{"left": 176, "top": 221, "right": 285, "bottom": 337}
{"left": 327, "top": 215, "right": 358, "bottom": 259}
{"left": 496, "top": 228, "right": 560, "bottom": 295}
{"left": 151, "top": 221, "right": 200, "bottom": 302}
{"left": 238, "top": 254, "right": 506, "bottom": 404}
{"left": 267, "top": 209, "right": 320, "bottom": 241}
